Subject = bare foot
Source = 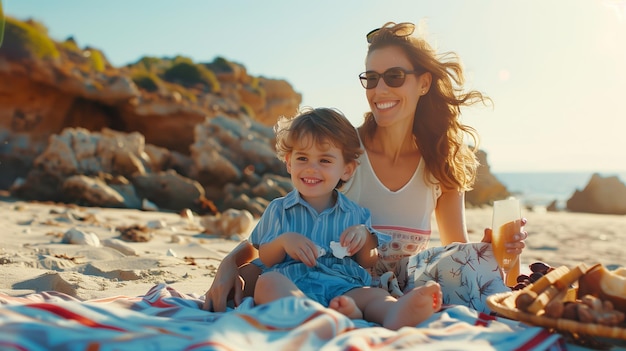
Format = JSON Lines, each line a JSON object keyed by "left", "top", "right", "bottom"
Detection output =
{"left": 383, "top": 281, "right": 442, "bottom": 330}
{"left": 329, "top": 295, "right": 363, "bottom": 319}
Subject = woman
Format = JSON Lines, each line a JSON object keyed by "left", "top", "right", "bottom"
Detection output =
{"left": 203, "top": 21, "right": 527, "bottom": 314}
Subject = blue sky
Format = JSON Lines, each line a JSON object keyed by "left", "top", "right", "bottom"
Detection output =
{"left": 4, "top": 0, "right": 626, "bottom": 172}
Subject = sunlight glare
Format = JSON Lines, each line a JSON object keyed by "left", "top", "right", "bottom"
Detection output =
{"left": 602, "top": 0, "right": 626, "bottom": 20}
{"left": 498, "top": 69, "right": 511, "bottom": 82}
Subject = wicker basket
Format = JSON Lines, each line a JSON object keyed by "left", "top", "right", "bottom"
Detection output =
{"left": 487, "top": 290, "right": 626, "bottom": 340}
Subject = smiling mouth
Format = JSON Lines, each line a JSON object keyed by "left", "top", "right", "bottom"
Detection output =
{"left": 376, "top": 101, "right": 397, "bottom": 110}
{"left": 302, "top": 177, "right": 321, "bottom": 184}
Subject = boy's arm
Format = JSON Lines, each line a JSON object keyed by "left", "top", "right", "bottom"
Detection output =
{"left": 250, "top": 199, "right": 285, "bottom": 267}
{"left": 260, "top": 232, "right": 319, "bottom": 268}
{"left": 258, "top": 237, "right": 287, "bottom": 267}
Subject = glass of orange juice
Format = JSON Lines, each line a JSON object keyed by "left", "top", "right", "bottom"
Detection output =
{"left": 492, "top": 198, "right": 522, "bottom": 287}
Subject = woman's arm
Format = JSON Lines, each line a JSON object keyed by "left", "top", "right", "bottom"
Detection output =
{"left": 436, "top": 189, "right": 528, "bottom": 252}
{"left": 353, "top": 229, "right": 379, "bottom": 269}
{"left": 434, "top": 189, "right": 470, "bottom": 245}
{"left": 231, "top": 239, "right": 260, "bottom": 266}
{"left": 203, "top": 240, "right": 258, "bottom": 312}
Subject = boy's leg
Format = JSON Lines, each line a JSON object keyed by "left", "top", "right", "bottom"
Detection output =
{"left": 344, "top": 286, "right": 392, "bottom": 326}
{"left": 254, "top": 271, "right": 305, "bottom": 305}
{"left": 328, "top": 295, "right": 363, "bottom": 319}
{"left": 345, "top": 282, "right": 442, "bottom": 330}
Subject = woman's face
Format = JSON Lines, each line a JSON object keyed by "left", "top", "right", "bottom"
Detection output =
{"left": 365, "top": 46, "right": 425, "bottom": 129}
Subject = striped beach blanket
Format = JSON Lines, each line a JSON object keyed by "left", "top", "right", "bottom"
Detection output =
{"left": 0, "top": 283, "right": 564, "bottom": 351}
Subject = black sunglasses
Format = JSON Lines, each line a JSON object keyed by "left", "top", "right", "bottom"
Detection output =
{"left": 366, "top": 22, "right": 416, "bottom": 44}
{"left": 359, "top": 67, "right": 421, "bottom": 89}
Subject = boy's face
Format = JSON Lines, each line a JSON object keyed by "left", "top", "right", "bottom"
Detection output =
{"left": 285, "top": 136, "right": 355, "bottom": 203}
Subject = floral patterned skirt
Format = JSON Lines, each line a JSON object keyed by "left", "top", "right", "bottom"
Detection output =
{"left": 381, "top": 242, "right": 510, "bottom": 313}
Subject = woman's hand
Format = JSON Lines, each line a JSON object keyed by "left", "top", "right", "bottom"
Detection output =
{"left": 339, "top": 224, "right": 369, "bottom": 255}
{"left": 203, "top": 257, "right": 244, "bottom": 312}
{"left": 202, "top": 240, "right": 258, "bottom": 312}
{"left": 482, "top": 218, "right": 528, "bottom": 255}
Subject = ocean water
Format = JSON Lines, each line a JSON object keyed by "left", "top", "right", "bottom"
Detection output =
{"left": 493, "top": 171, "right": 626, "bottom": 209}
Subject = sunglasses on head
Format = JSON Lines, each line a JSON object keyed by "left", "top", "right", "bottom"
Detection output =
{"left": 366, "top": 22, "right": 416, "bottom": 44}
{"left": 359, "top": 67, "right": 422, "bottom": 89}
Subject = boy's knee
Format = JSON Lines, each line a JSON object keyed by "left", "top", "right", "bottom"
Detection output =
{"left": 256, "top": 272, "right": 280, "bottom": 290}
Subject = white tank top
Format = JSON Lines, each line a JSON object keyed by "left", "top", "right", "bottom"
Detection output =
{"left": 342, "top": 143, "right": 442, "bottom": 262}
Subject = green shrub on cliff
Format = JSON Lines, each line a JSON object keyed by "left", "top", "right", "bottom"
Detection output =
{"left": 163, "top": 60, "right": 221, "bottom": 93}
{"left": 132, "top": 71, "right": 161, "bottom": 92}
{"left": 85, "top": 48, "right": 106, "bottom": 72}
{"left": 207, "top": 56, "right": 234, "bottom": 73}
{"left": 60, "top": 37, "right": 80, "bottom": 53}
{"left": 136, "top": 56, "right": 163, "bottom": 72}
{"left": 2, "top": 16, "right": 59, "bottom": 60}
{"left": 249, "top": 76, "right": 266, "bottom": 99}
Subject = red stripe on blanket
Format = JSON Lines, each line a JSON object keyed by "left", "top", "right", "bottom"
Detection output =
{"left": 29, "top": 303, "right": 127, "bottom": 332}
{"left": 474, "top": 312, "right": 496, "bottom": 327}
{"left": 515, "top": 329, "right": 564, "bottom": 351}
{"left": 147, "top": 298, "right": 178, "bottom": 308}
{"left": 0, "top": 341, "right": 29, "bottom": 351}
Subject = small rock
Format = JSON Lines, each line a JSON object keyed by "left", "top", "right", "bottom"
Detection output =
{"left": 146, "top": 219, "right": 166, "bottom": 229}
{"left": 171, "top": 234, "right": 188, "bottom": 244}
{"left": 62, "top": 228, "right": 101, "bottom": 247}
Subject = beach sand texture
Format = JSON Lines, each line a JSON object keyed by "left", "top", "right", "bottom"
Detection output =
{"left": 1, "top": 196, "right": 625, "bottom": 300}
{"left": 0, "top": 198, "right": 237, "bottom": 300}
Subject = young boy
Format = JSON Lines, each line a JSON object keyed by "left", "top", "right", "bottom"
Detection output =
{"left": 250, "top": 107, "right": 442, "bottom": 330}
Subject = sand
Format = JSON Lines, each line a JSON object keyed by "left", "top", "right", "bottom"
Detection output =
{"left": 1, "top": 196, "right": 625, "bottom": 300}
{"left": 0, "top": 197, "right": 239, "bottom": 300}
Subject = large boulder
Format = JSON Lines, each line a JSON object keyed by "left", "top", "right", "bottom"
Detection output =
{"left": 466, "top": 150, "right": 510, "bottom": 207}
{"left": 131, "top": 170, "right": 206, "bottom": 212}
{"left": 566, "top": 173, "right": 626, "bottom": 215}
{"left": 11, "top": 127, "right": 148, "bottom": 202}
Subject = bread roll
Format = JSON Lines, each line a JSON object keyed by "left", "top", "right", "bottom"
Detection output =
{"left": 578, "top": 263, "right": 626, "bottom": 313}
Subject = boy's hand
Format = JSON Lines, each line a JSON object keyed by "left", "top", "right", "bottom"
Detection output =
{"left": 279, "top": 232, "right": 319, "bottom": 267}
{"left": 339, "top": 224, "right": 369, "bottom": 256}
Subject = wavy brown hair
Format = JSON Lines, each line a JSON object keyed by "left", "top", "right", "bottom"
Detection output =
{"left": 361, "top": 22, "right": 491, "bottom": 191}
{"left": 275, "top": 107, "right": 363, "bottom": 188}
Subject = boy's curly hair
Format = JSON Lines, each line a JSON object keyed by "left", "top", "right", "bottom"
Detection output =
{"left": 275, "top": 107, "right": 363, "bottom": 188}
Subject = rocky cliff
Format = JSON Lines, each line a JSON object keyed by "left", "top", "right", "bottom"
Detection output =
{"left": 0, "top": 16, "right": 510, "bottom": 215}
{"left": 0, "top": 17, "right": 300, "bottom": 186}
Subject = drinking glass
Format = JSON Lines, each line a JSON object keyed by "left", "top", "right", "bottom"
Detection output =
{"left": 492, "top": 198, "right": 522, "bottom": 287}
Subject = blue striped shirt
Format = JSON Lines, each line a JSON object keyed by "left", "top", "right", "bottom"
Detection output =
{"left": 249, "top": 189, "right": 386, "bottom": 286}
